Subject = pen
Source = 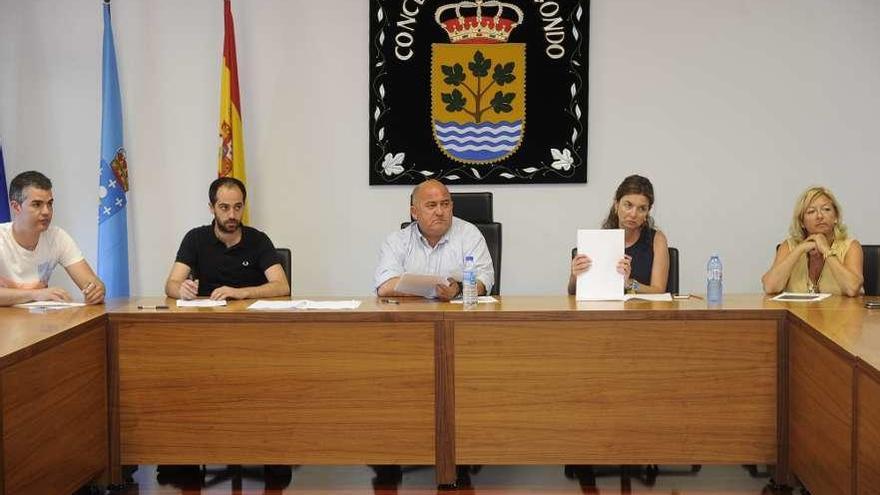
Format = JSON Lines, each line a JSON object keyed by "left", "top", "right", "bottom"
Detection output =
{"left": 381, "top": 298, "right": 400, "bottom": 305}
{"left": 137, "top": 305, "right": 170, "bottom": 310}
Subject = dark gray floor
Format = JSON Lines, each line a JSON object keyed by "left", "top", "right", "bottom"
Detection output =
{"left": 101, "top": 464, "right": 794, "bottom": 495}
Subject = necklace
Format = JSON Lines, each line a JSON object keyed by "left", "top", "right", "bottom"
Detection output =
{"left": 806, "top": 253, "right": 824, "bottom": 294}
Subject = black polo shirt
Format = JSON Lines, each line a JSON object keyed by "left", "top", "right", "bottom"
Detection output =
{"left": 175, "top": 223, "right": 281, "bottom": 297}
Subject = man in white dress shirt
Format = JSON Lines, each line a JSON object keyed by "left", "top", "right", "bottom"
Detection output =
{"left": 374, "top": 179, "right": 494, "bottom": 300}
{"left": 0, "top": 171, "right": 105, "bottom": 306}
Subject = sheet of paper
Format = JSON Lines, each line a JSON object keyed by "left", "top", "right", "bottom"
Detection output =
{"left": 771, "top": 292, "right": 831, "bottom": 302}
{"left": 299, "top": 300, "right": 361, "bottom": 310}
{"left": 14, "top": 301, "right": 86, "bottom": 310}
{"left": 394, "top": 273, "right": 451, "bottom": 298}
{"left": 248, "top": 300, "right": 362, "bottom": 310}
{"left": 176, "top": 299, "right": 228, "bottom": 307}
{"left": 623, "top": 293, "right": 673, "bottom": 302}
{"left": 248, "top": 300, "right": 305, "bottom": 310}
{"left": 450, "top": 296, "right": 499, "bottom": 304}
{"left": 576, "top": 229, "right": 625, "bottom": 301}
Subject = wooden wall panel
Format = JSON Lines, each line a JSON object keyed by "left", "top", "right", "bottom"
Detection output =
{"left": 455, "top": 319, "right": 778, "bottom": 464}
{"left": 857, "top": 367, "right": 880, "bottom": 495}
{"left": 789, "top": 324, "right": 854, "bottom": 495}
{"left": 117, "top": 321, "right": 435, "bottom": 464}
{"left": 2, "top": 323, "right": 108, "bottom": 495}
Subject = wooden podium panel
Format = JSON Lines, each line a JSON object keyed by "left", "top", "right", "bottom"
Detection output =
{"left": 1, "top": 318, "right": 108, "bottom": 495}
{"left": 857, "top": 365, "right": 880, "bottom": 495}
{"left": 114, "top": 320, "right": 435, "bottom": 465}
{"left": 454, "top": 318, "right": 778, "bottom": 465}
{"left": 789, "top": 320, "right": 855, "bottom": 495}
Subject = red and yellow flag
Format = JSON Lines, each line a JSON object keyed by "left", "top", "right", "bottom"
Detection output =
{"left": 218, "top": 0, "right": 248, "bottom": 221}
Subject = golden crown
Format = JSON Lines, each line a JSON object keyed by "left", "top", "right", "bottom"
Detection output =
{"left": 435, "top": 0, "right": 524, "bottom": 44}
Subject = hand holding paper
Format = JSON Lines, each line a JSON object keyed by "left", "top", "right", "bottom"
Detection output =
{"left": 576, "top": 229, "right": 625, "bottom": 301}
{"left": 394, "top": 273, "right": 451, "bottom": 298}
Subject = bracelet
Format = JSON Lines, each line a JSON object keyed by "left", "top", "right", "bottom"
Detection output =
{"left": 625, "top": 279, "right": 639, "bottom": 294}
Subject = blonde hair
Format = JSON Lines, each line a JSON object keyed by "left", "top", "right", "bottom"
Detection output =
{"left": 787, "top": 186, "right": 848, "bottom": 243}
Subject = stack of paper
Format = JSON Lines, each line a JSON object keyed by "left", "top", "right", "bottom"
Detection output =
{"left": 771, "top": 292, "right": 831, "bottom": 302}
{"left": 176, "top": 299, "right": 228, "bottom": 307}
{"left": 623, "top": 293, "right": 673, "bottom": 302}
{"left": 14, "top": 301, "right": 86, "bottom": 311}
{"left": 248, "top": 300, "right": 362, "bottom": 310}
{"left": 450, "top": 296, "right": 499, "bottom": 304}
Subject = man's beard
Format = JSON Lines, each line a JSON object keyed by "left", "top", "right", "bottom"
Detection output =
{"left": 216, "top": 219, "right": 240, "bottom": 234}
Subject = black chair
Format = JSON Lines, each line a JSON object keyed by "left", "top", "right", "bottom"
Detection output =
{"left": 666, "top": 247, "right": 679, "bottom": 295}
{"left": 473, "top": 223, "right": 501, "bottom": 296}
{"left": 403, "top": 192, "right": 502, "bottom": 295}
{"left": 276, "top": 247, "right": 292, "bottom": 290}
{"left": 570, "top": 246, "right": 679, "bottom": 293}
{"left": 863, "top": 244, "right": 879, "bottom": 296}
{"left": 447, "top": 192, "right": 493, "bottom": 223}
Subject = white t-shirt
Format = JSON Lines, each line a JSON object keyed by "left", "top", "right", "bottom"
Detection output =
{"left": 0, "top": 222, "right": 84, "bottom": 289}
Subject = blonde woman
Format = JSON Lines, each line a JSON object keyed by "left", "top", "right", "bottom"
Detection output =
{"left": 762, "top": 186, "right": 863, "bottom": 296}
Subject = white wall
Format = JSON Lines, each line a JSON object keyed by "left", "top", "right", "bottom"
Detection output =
{"left": 1, "top": 0, "right": 878, "bottom": 297}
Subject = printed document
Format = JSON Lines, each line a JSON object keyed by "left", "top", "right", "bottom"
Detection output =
{"left": 576, "top": 229, "right": 625, "bottom": 301}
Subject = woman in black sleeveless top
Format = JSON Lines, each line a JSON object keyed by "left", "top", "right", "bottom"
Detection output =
{"left": 568, "top": 175, "right": 669, "bottom": 295}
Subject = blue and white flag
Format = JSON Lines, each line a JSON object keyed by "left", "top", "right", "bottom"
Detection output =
{"left": 98, "top": 0, "right": 130, "bottom": 298}
{"left": 0, "top": 142, "right": 10, "bottom": 223}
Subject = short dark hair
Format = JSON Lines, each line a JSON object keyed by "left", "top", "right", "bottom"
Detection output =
{"left": 209, "top": 177, "right": 247, "bottom": 205}
{"left": 9, "top": 171, "right": 52, "bottom": 204}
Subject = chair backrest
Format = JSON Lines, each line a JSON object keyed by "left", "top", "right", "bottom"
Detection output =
{"left": 570, "top": 246, "right": 679, "bottom": 294}
{"left": 450, "top": 192, "right": 493, "bottom": 223}
{"left": 864, "top": 244, "right": 880, "bottom": 296}
{"left": 276, "top": 247, "right": 292, "bottom": 290}
{"left": 476, "top": 223, "right": 501, "bottom": 295}
{"left": 666, "top": 247, "right": 679, "bottom": 295}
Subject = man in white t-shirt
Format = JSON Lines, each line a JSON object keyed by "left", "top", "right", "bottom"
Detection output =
{"left": 0, "top": 171, "right": 105, "bottom": 306}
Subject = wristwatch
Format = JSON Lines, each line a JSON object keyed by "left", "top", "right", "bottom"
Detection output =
{"left": 629, "top": 279, "right": 640, "bottom": 293}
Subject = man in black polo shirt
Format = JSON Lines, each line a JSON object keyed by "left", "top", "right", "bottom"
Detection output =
{"left": 159, "top": 177, "right": 291, "bottom": 486}
{"left": 164, "top": 177, "right": 289, "bottom": 299}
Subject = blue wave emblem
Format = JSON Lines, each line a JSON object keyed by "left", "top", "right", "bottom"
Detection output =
{"left": 434, "top": 120, "right": 523, "bottom": 163}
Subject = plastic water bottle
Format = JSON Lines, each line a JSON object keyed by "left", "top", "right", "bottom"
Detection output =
{"left": 707, "top": 254, "right": 723, "bottom": 304}
{"left": 462, "top": 255, "right": 478, "bottom": 309}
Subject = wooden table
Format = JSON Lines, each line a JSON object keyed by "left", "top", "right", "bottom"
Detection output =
{"left": 106, "top": 298, "right": 444, "bottom": 480}
{"left": 445, "top": 296, "right": 785, "bottom": 470}
{"left": 106, "top": 295, "right": 797, "bottom": 486}
{"left": 784, "top": 297, "right": 880, "bottom": 495}
{"left": 0, "top": 305, "right": 109, "bottom": 495}
{"left": 4, "top": 295, "right": 875, "bottom": 493}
